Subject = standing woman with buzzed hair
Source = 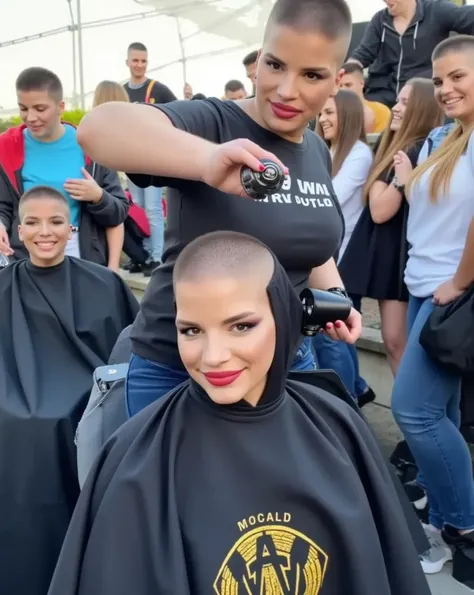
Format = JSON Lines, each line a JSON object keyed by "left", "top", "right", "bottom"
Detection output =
{"left": 77, "top": 0, "right": 365, "bottom": 419}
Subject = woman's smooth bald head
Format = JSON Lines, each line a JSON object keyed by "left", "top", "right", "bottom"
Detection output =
{"left": 173, "top": 231, "right": 275, "bottom": 289}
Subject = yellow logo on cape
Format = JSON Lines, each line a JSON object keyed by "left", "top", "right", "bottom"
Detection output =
{"left": 214, "top": 523, "right": 328, "bottom": 594}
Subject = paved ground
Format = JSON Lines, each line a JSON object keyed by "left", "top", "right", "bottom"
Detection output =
{"left": 361, "top": 298, "right": 382, "bottom": 330}
{"left": 365, "top": 403, "right": 472, "bottom": 594}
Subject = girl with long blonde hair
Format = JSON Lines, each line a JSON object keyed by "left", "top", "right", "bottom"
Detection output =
{"left": 391, "top": 35, "right": 474, "bottom": 581}
{"left": 339, "top": 78, "right": 443, "bottom": 376}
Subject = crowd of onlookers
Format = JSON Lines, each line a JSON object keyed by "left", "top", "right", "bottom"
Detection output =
{"left": 2, "top": 0, "right": 474, "bottom": 591}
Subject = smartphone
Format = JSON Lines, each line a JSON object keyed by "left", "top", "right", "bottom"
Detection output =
{"left": 0, "top": 254, "right": 9, "bottom": 269}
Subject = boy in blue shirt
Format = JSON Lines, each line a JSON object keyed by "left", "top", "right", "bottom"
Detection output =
{"left": 0, "top": 67, "right": 128, "bottom": 269}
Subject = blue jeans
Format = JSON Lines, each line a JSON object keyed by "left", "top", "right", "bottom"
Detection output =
{"left": 127, "top": 178, "right": 164, "bottom": 262}
{"left": 126, "top": 338, "right": 316, "bottom": 417}
{"left": 311, "top": 293, "right": 368, "bottom": 398}
{"left": 392, "top": 294, "right": 474, "bottom": 530}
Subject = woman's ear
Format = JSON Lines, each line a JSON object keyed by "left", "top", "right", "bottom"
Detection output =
{"left": 331, "top": 68, "right": 345, "bottom": 97}
{"left": 17, "top": 224, "right": 23, "bottom": 242}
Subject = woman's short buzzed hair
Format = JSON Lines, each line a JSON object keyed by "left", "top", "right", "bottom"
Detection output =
{"left": 18, "top": 185, "right": 69, "bottom": 219}
{"left": 173, "top": 231, "right": 274, "bottom": 287}
{"left": 266, "top": 0, "right": 352, "bottom": 41}
{"left": 433, "top": 34, "right": 474, "bottom": 61}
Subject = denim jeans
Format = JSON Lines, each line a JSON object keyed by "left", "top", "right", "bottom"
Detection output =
{"left": 312, "top": 334, "right": 356, "bottom": 397}
{"left": 127, "top": 178, "right": 164, "bottom": 262}
{"left": 392, "top": 294, "right": 474, "bottom": 530}
{"left": 311, "top": 293, "right": 367, "bottom": 398}
{"left": 126, "top": 338, "right": 316, "bottom": 417}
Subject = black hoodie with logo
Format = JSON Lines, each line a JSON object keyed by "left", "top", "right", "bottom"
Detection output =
{"left": 48, "top": 251, "right": 430, "bottom": 595}
{"left": 351, "top": 0, "right": 474, "bottom": 107}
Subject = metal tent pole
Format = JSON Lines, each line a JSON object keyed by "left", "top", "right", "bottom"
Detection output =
{"left": 76, "top": 0, "right": 85, "bottom": 110}
{"left": 66, "top": 0, "right": 78, "bottom": 108}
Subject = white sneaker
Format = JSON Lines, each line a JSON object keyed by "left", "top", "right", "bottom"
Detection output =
{"left": 420, "top": 525, "right": 452, "bottom": 574}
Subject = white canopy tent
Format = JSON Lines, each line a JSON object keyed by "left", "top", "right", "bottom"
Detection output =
{"left": 1, "top": 0, "right": 465, "bottom": 115}
{"left": 0, "top": 0, "right": 285, "bottom": 114}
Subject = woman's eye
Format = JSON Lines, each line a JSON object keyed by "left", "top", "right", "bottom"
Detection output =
{"left": 306, "top": 72, "right": 321, "bottom": 81}
{"left": 266, "top": 60, "right": 281, "bottom": 71}
{"left": 179, "top": 327, "right": 201, "bottom": 337}
{"left": 232, "top": 323, "right": 255, "bottom": 333}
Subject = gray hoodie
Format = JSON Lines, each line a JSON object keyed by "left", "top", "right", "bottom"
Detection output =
{"left": 351, "top": 0, "right": 474, "bottom": 107}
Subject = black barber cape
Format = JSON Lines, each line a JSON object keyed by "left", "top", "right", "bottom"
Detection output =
{"left": 0, "top": 257, "right": 138, "bottom": 595}
{"left": 49, "top": 258, "right": 430, "bottom": 595}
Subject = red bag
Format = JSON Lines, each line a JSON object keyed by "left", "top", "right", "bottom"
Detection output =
{"left": 125, "top": 190, "right": 151, "bottom": 238}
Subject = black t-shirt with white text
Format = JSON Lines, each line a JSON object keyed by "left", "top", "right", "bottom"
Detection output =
{"left": 123, "top": 79, "right": 176, "bottom": 104}
{"left": 128, "top": 99, "right": 343, "bottom": 368}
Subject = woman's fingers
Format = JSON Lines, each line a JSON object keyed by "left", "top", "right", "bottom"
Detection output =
{"left": 236, "top": 139, "right": 289, "bottom": 174}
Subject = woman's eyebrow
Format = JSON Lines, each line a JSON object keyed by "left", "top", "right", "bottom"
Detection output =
{"left": 176, "top": 311, "right": 256, "bottom": 327}
{"left": 264, "top": 52, "right": 330, "bottom": 74}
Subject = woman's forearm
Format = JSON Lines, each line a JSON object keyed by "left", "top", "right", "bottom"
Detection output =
{"left": 454, "top": 217, "right": 474, "bottom": 290}
{"left": 369, "top": 181, "right": 403, "bottom": 224}
{"left": 77, "top": 102, "right": 214, "bottom": 180}
{"left": 309, "top": 258, "right": 344, "bottom": 290}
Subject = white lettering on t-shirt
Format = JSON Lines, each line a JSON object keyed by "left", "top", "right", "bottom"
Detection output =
{"left": 296, "top": 179, "right": 330, "bottom": 196}
{"left": 258, "top": 175, "right": 334, "bottom": 209}
{"left": 271, "top": 193, "right": 292, "bottom": 204}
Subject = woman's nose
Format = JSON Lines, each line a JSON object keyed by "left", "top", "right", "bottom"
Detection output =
{"left": 201, "top": 338, "right": 231, "bottom": 367}
{"left": 277, "top": 76, "right": 299, "bottom": 101}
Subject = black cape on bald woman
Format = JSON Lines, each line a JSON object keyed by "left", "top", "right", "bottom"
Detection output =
{"left": 48, "top": 231, "right": 430, "bottom": 595}
{"left": 0, "top": 186, "right": 138, "bottom": 595}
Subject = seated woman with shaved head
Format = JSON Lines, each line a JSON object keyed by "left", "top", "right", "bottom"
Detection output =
{"left": 0, "top": 186, "right": 139, "bottom": 595}
{"left": 49, "top": 231, "right": 430, "bottom": 595}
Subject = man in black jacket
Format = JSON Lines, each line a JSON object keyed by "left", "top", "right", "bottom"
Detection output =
{"left": 349, "top": 0, "right": 474, "bottom": 107}
{"left": 0, "top": 67, "right": 128, "bottom": 266}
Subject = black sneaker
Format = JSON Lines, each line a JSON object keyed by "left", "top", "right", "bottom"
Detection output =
{"left": 142, "top": 261, "right": 161, "bottom": 277}
{"left": 442, "top": 526, "right": 474, "bottom": 590}
{"left": 128, "top": 262, "right": 144, "bottom": 274}
{"left": 357, "top": 387, "right": 376, "bottom": 408}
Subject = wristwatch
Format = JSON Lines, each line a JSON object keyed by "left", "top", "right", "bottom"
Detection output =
{"left": 392, "top": 176, "right": 405, "bottom": 194}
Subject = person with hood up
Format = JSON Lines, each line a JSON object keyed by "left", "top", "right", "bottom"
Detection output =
{"left": 348, "top": 0, "right": 474, "bottom": 108}
{"left": 48, "top": 231, "right": 430, "bottom": 595}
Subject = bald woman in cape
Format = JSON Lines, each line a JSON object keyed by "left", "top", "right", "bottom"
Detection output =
{"left": 48, "top": 231, "right": 429, "bottom": 595}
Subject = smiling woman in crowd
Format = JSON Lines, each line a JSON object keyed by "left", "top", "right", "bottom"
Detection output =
{"left": 76, "top": 0, "right": 364, "bottom": 417}
{"left": 339, "top": 78, "right": 444, "bottom": 377}
{"left": 391, "top": 35, "right": 474, "bottom": 582}
{"left": 316, "top": 89, "right": 374, "bottom": 404}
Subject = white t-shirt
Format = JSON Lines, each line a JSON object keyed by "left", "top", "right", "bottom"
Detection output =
{"left": 333, "top": 140, "right": 373, "bottom": 261}
{"left": 405, "top": 132, "right": 474, "bottom": 297}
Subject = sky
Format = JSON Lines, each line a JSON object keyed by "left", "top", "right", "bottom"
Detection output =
{"left": 0, "top": 0, "right": 471, "bottom": 113}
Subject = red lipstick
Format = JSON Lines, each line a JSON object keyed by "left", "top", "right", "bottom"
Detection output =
{"left": 270, "top": 102, "right": 302, "bottom": 120}
{"left": 203, "top": 370, "right": 244, "bottom": 387}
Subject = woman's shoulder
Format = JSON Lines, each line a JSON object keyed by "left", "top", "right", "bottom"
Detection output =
{"left": 350, "top": 140, "right": 374, "bottom": 161}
